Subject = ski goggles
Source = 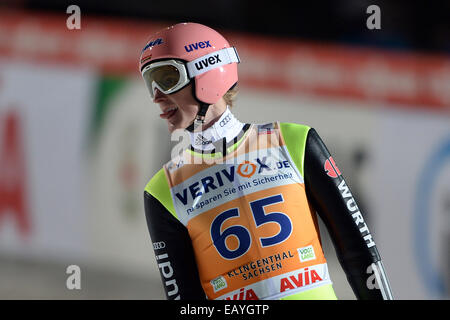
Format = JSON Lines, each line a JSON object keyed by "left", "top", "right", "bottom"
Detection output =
{"left": 141, "top": 47, "right": 240, "bottom": 98}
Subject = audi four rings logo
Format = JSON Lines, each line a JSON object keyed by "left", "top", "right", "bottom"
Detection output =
{"left": 153, "top": 241, "right": 166, "bottom": 250}
{"left": 219, "top": 114, "right": 232, "bottom": 127}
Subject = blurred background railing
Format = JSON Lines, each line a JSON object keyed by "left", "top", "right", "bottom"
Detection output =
{"left": 0, "top": 0, "right": 449, "bottom": 300}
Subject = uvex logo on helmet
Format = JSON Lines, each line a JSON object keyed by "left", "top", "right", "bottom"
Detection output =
{"left": 184, "top": 41, "right": 212, "bottom": 52}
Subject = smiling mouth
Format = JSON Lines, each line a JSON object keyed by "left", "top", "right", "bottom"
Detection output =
{"left": 160, "top": 107, "right": 178, "bottom": 119}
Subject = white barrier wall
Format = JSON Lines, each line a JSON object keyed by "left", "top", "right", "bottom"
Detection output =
{"left": 0, "top": 60, "right": 94, "bottom": 262}
{"left": 371, "top": 110, "right": 450, "bottom": 299}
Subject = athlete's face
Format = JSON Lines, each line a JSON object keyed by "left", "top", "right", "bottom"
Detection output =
{"left": 153, "top": 84, "right": 199, "bottom": 133}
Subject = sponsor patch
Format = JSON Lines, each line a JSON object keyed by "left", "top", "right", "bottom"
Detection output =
{"left": 297, "top": 245, "right": 316, "bottom": 262}
{"left": 324, "top": 156, "right": 341, "bottom": 178}
{"left": 211, "top": 276, "right": 227, "bottom": 293}
{"left": 152, "top": 241, "right": 166, "bottom": 250}
{"left": 140, "top": 55, "right": 153, "bottom": 64}
{"left": 142, "top": 38, "right": 163, "bottom": 53}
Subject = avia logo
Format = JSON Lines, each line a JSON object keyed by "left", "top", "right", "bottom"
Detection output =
{"left": 184, "top": 41, "right": 212, "bottom": 52}
{"left": 224, "top": 287, "right": 259, "bottom": 300}
{"left": 142, "top": 38, "right": 163, "bottom": 52}
{"left": 280, "top": 267, "right": 323, "bottom": 292}
{"left": 194, "top": 55, "right": 222, "bottom": 71}
{"left": 324, "top": 156, "right": 341, "bottom": 178}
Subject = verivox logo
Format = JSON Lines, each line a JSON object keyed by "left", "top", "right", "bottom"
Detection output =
{"left": 174, "top": 157, "right": 291, "bottom": 206}
{"left": 175, "top": 166, "right": 235, "bottom": 205}
{"left": 184, "top": 41, "right": 212, "bottom": 52}
{"left": 237, "top": 161, "right": 257, "bottom": 178}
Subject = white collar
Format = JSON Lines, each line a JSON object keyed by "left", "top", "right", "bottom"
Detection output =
{"left": 189, "top": 106, "right": 244, "bottom": 151}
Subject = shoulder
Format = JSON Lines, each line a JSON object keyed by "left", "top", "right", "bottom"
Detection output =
{"left": 278, "top": 122, "right": 311, "bottom": 137}
{"left": 277, "top": 122, "right": 313, "bottom": 177}
{"left": 144, "top": 166, "right": 179, "bottom": 219}
{"left": 144, "top": 166, "right": 171, "bottom": 202}
{"left": 252, "top": 121, "right": 311, "bottom": 135}
{"left": 145, "top": 167, "right": 166, "bottom": 194}
{"left": 277, "top": 122, "right": 312, "bottom": 148}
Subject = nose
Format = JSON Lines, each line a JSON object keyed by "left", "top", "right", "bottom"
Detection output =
{"left": 153, "top": 87, "right": 167, "bottom": 103}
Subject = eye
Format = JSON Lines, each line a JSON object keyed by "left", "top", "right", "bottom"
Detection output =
{"left": 161, "top": 74, "right": 179, "bottom": 87}
{"left": 152, "top": 65, "right": 180, "bottom": 90}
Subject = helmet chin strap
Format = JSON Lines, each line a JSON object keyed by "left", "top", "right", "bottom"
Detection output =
{"left": 186, "top": 102, "right": 210, "bottom": 132}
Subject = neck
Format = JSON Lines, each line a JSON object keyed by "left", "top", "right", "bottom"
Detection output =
{"left": 189, "top": 106, "right": 244, "bottom": 151}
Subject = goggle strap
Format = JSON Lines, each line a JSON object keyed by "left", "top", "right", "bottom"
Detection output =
{"left": 186, "top": 47, "right": 240, "bottom": 78}
{"left": 186, "top": 102, "right": 210, "bottom": 132}
{"left": 197, "top": 102, "right": 210, "bottom": 117}
{"left": 186, "top": 118, "right": 204, "bottom": 132}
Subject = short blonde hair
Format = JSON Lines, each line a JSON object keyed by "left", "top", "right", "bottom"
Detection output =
{"left": 223, "top": 85, "right": 238, "bottom": 108}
